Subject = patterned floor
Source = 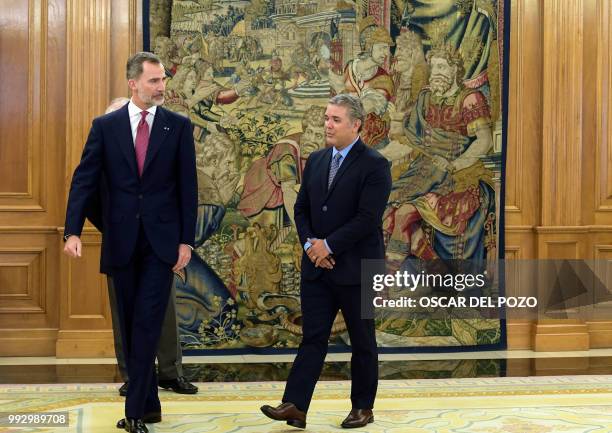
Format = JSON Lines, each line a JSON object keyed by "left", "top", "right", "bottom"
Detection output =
{"left": 1, "top": 376, "right": 612, "bottom": 432}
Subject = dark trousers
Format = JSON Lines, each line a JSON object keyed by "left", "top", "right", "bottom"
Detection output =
{"left": 282, "top": 276, "right": 378, "bottom": 412}
{"left": 112, "top": 225, "right": 174, "bottom": 418}
{"left": 108, "top": 278, "right": 183, "bottom": 381}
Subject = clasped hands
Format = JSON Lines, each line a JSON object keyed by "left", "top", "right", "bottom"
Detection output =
{"left": 306, "top": 238, "right": 335, "bottom": 269}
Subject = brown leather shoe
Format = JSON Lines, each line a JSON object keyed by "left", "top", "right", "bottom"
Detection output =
{"left": 260, "top": 402, "right": 306, "bottom": 429}
{"left": 341, "top": 409, "right": 374, "bottom": 428}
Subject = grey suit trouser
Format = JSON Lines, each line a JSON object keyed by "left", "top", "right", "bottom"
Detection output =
{"left": 107, "top": 276, "right": 183, "bottom": 381}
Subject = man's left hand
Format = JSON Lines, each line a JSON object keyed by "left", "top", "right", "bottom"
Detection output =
{"left": 173, "top": 244, "right": 192, "bottom": 272}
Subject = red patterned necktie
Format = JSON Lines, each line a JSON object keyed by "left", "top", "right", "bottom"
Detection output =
{"left": 135, "top": 110, "right": 150, "bottom": 177}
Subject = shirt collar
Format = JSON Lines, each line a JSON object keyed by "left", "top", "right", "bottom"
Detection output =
{"left": 332, "top": 136, "right": 359, "bottom": 160}
{"left": 128, "top": 99, "right": 157, "bottom": 118}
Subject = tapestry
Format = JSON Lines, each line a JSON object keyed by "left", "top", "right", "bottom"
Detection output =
{"left": 145, "top": 0, "right": 509, "bottom": 352}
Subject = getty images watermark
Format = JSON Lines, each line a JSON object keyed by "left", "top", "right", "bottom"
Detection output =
{"left": 371, "top": 268, "right": 537, "bottom": 309}
{"left": 360, "top": 259, "right": 612, "bottom": 320}
{"left": 358, "top": 259, "right": 555, "bottom": 321}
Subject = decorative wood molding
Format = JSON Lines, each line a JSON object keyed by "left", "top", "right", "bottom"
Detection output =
{"left": 536, "top": 226, "right": 612, "bottom": 233}
{"left": 595, "top": 0, "right": 612, "bottom": 212}
{"left": 0, "top": 248, "right": 46, "bottom": 314}
{"left": 0, "top": 329, "right": 58, "bottom": 356}
{"left": 505, "top": 0, "right": 542, "bottom": 227}
{"left": 0, "top": 227, "right": 59, "bottom": 234}
{"left": 56, "top": 329, "right": 115, "bottom": 358}
{"left": 506, "top": 225, "right": 536, "bottom": 233}
{"left": 587, "top": 321, "right": 612, "bottom": 348}
{"left": 0, "top": 232, "right": 59, "bottom": 342}
{"left": 62, "top": 231, "right": 109, "bottom": 329}
{"left": 108, "top": 0, "right": 141, "bottom": 98}
{"left": 541, "top": 0, "right": 584, "bottom": 226}
{"left": 65, "top": 0, "right": 111, "bottom": 190}
{"left": 0, "top": 0, "right": 47, "bottom": 211}
{"left": 507, "top": 320, "right": 533, "bottom": 350}
{"left": 129, "top": 0, "right": 140, "bottom": 53}
{"left": 505, "top": 0, "right": 523, "bottom": 214}
{"left": 60, "top": 0, "right": 112, "bottom": 356}
{"left": 533, "top": 320, "right": 590, "bottom": 351}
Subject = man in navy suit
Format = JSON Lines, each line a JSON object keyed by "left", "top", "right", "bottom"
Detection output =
{"left": 63, "top": 52, "right": 197, "bottom": 433}
{"left": 87, "top": 97, "right": 198, "bottom": 399}
{"left": 261, "top": 94, "right": 392, "bottom": 429}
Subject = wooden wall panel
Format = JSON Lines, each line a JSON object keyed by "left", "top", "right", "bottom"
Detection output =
{"left": 541, "top": 0, "right": 584, "bottom": 227}
{"left": 505, "top": 0, "right": 542, "bottom": 228}
{"left": 0, "top": 0, "right": 65, "bottom": 355}
{"left": 0, "top": 0, "right": 49, "bottom": 211}
{"left": 505, "top": 231, "right": 536, "bottom": 349}
{"left": 2, "top": 0, "right": 612, "bottom": 356}
{"left": 0, "top": 1, "right": 30, "bottom": 195}
{"left": 0, "top": 248, "right": 46, "bottom": 313}
{"left": 592, "top": 0, "right": 612, "bottom": 221}
{"left": 0, "top": 0, "right": 138, "bottom": 357}
{"left": 504, "top": 0, "right": 542, "bottom": 349}
{"left": 0, "top": 230, "right": 59, "bottom": 356}
{"left": 529, "top": 0, "right": 612, "bottom": 351}
{"left": 589, "top": 239, "right": 612, "bottom": 347}
{"left": 56, "top": 0, "right": 141, "bottom": 357}
{"left": 109, "top": 0, "right": 141, "bottom": 99}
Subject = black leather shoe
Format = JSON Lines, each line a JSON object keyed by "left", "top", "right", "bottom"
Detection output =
{"left": 116, "top": 418, "right": 148, "bottom": 433}
{"left": 341, "top": 409, "right": 374, "bottom": 428}
{"left": 119, "top": 381, "right": 128, "bottom": 397}
{"left": 260, "top": 402, "right": 306, "bottom": 429}
{"left": 116, "top": 412, "right": 161, "bottom": 428}
{"left": 158, "top": 376, "right": 198, "bottom": 394}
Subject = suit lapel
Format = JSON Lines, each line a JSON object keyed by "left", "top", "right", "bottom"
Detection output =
{"left": 319, "top": 147, "right": 333, "bottom": 195}
{"left": 114, "top": 105, "right": 139, "bottom": 178}
{"left": 142, "top": 107, "right": 171, "bottom": 176}
{"left": 324, "top": 139, "right": 365, "bottom": 201}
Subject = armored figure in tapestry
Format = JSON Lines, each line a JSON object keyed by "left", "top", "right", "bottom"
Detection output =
{"left": 149, "top": 0, "right": 507, "bottom": 350}
{"left": 384, "top": 43, "right": 496, "bottom": 265}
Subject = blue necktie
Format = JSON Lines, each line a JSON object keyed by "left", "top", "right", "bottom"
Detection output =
{"left": 328, "top": 152, "right": 342, "bottom": 189}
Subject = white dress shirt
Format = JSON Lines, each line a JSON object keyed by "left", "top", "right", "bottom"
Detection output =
{"left": 127, "top": 100, "right": 157, "bottom": 146}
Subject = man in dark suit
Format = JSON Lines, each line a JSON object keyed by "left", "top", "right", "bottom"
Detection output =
{"left": 64, "top": 52, "right": 197, "bottom": 433}
{"left": 91, "top": 97, "right": 198, "bottom": 398}
{"left": 260, "top": 94, "right": 392, "bottom": 429}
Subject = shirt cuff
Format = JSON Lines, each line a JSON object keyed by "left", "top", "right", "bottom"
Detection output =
{"left": 323, "top": 239, "right": 333, "bottom": 254}
{"left": 304, "top": 241, "right": 312, "bottom": 252}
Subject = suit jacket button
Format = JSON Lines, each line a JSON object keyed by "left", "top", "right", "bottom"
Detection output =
{"left": 138, "top": 194, "right": 143, "bottom": 199}
{"left": 135, "top": 213, "right": 140, "bottom": 219}
{"left": 322, "top": 205, "right": 328, "bottom": 212}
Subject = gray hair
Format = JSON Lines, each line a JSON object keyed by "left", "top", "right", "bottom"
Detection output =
{"left": 328, "top": 94, "right": 365, "bottom": 132}
{"left": 126, "top": 51, "right": 162, "bottom": 80}
{"left": 105, "top": 97, "right": 129, "bottom": 114}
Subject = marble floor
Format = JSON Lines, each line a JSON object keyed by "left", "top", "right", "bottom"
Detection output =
{"left": 2, "top": 376, "right": 612, "bottom": 432}
{"left": 1, "top": 350, "right": 612, "bottom": 432}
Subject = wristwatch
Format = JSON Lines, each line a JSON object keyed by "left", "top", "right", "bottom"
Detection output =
{"left": 63, "top": 234, "right": 73, "bottom": 242}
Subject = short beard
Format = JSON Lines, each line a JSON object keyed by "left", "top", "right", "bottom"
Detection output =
{"left": 430, "top": 76, "right": 452, "bottom": 95}
{"left": 149, "top": 95, "right": 165, "bottom": 106}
